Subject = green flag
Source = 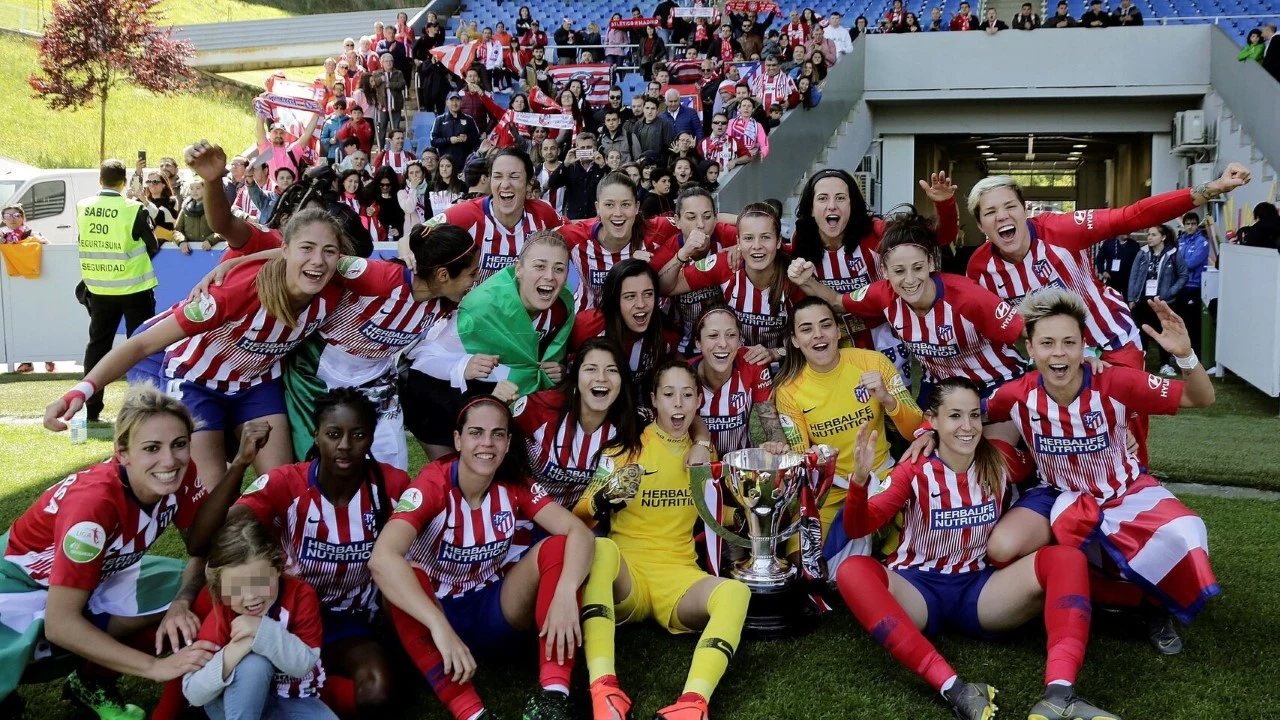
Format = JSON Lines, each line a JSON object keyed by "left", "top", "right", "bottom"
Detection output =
{"left": 457, "top": 265, "right": 575, "bottom": 395}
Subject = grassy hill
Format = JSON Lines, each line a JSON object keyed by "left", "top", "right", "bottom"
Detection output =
{"left": 2, "top": 35, "right": 257, "bottom": 169}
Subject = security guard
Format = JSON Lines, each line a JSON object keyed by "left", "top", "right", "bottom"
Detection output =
{"left": 77, "top": 159, "right": 158, "bottom": 421}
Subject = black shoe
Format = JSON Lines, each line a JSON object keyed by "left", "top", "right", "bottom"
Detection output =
{"left": 1144, "top": 609, "right": 1183, "bottom": 655}
{"left": 943, "top": 681, "right": 997, "bottom": 720}
{"left": 523, "top": 688, "right": 573, "bottom": 720}
{"left": 1029, "top": 683, "right": 1120, "bottom": 720}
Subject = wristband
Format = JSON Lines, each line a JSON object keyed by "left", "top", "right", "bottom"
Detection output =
{"left": 912, "top": 419, "right": 935, "bottom": 440}
{"left": 1174, "top": 351, "right": 1200, "bottom": 371}
{"left": 63, "top": 380, "right": 98, "bottom": 407}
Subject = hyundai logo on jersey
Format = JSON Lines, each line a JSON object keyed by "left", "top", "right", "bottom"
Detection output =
{"left": 1084, "top": 410, "right": 1104, "bottom": 431}
{"left": 492, "top": 510, "right": 515, "bottom": 534}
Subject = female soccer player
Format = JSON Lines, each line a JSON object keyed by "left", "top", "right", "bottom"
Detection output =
{"left": 658, "top": 203, "right": 804, "bottom": 364}
{"left": 558, "top": 173, "right": 680, "bottom": 312}
{"left": 837, "top": 378, "right": 1117, "bottom": 720}
{"left": 512, "top": 338, "right": 637, "bottom": 509}
{"left": 773, "top": 297, "right": 922, "bottom": 561}
{"left": 789, "top": 211, "right": 1026, "bottom": 405}
{"left": 44, "top": 209, "right": 349, "bottom": 483}
{"left": 201, "top": 389, "right": 411, "bottom": 715}
{"left": 369, "top": 398, "right": 595, "bottom": 720}
{"left": 790, "top": 169, "right": 958, "bottom": 379}
{"left": 571, "top": 260, "right": 681, "bottom": 399}
{"left": 398, "top": 148, "right": 562, "bottom": 286}
{"left": 0, "top": 386, "right": 262, "bottom": 717}
{"left": 650, "top": 187, "right": 740, "bottom": 354}
{"left": 404, "top": 230, "right": 575, "bottom": 459}
{"left": 691, "top": 307, "right": 788, "bottom": 457}
{"left": 281, "top": 223, "right": 480, "bottom": 469}
{"left": 986, "top": 288, "right": 1218, "bottom": 652}
{"left": 578, "top": 360, "right": 751, "bottom": 720}
{"left": 964, "top": 163, "right": 1249, "bottom": 464}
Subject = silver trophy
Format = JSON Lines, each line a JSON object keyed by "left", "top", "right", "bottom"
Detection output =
{"left": 691, "top": 445, "right": 839, "bottom": 636}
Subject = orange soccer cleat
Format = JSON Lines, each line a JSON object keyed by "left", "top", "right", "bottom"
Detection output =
{"left": 654, "top": 692, "right": 709, "bottom": 720}
{"left": 590, "top": 675, "right": 633, "bottom": 720}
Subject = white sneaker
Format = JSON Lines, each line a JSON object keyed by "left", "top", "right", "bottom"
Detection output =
{"left": 1208, "top": 364, "right": 1225, "bottom": 377}
{"left": 1159, "top": 364, "right": 1177, "bottom": 377}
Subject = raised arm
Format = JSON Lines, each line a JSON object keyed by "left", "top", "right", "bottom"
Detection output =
{"left": 185, "top": 141, "right": 253, "bottom": 248}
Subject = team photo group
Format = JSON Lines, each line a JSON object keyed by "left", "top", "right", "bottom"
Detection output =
{"left": 0, "top": 5, "right": 1263, "bottom": 718}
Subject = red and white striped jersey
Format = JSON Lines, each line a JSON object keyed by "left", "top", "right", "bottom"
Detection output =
{"left": 374, "top": 150, "right": 416, "bottom": 178}
{"left": 560, "top": 219, "right": 679, "bottom": 312}
{"left": 164, "top": 259, "right": 338, "bottom": 393}
{"left": 846, "top": 441, "right": 1032, "bottom": 574}
{"left": 693, "top": 348, "right": 773, "bottom": 456}
{"left": 4, "top": 461, "right": 205, "bottom": 590}
{"left": 781, "top": 20, "right": 810, "bottom": 48}
{"left": 841, "top": 274, "right": 1026, "bottom": 387}
{"left": 235, "top": 460, "right": 410, "bottom": 616}
{"left": 698, "top": 135, "right": 748, "bottom": 169}
{"left": 393, "top": 459, "right": 550, "bottom": 598}
{"left": 232, "top": 185, "right": 261, "bottom": 224}
{"left": 512, "top": 390, "right": 616, "bottom": 508}
{"left": 987, "top": 366, "right": 1183, "bottom": 500}
{"left": 569, "top": 308, "right": 680, "bottom": 390}
{"left": 196, "top": 575, "right": 325, "bottom": 698}
{"left": 965, "top": 191, "right": 1197, "bottom": 352}
{"left": 319, "top": 259, "right": 454, "bottom": 385}
{"left": 649, "top": 220, "right": 739, "bottom": 354}
{"left": 431, "top": 196, "right": 563, "bottom": 285}
{"left": 682, "top": 251, "right": 805, "bottom": 349}
{"left": 536, "top": 165, "right": 565, "bottom": 216}
{"left": 749, "top": 71, "right": 798, "bottom": 110}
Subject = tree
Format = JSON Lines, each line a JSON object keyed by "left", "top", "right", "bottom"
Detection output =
{"left": 29, "top": 0, "right": 197, "bottom": 163}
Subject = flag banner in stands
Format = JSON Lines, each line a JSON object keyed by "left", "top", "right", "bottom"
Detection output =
{"left": 528, "top": 86, "right": 565, "bottom": 112}
{"left": 256, "top": 75, "right": 328, "bottom": 147}
{"left": 673, "top": 7, "right": 716, "bottom": 18}
{"left": 513, "top": 112, "right": 576, "bottom": 130}
{"left": 547, "top": 63, "right": 612, "bottom": 104}
{"left": 725, "top": 1, "right": 779, "bottom": 14}
{"left": 610, "top": 17, "right": 660, "bottom": 29}
{"left": 666, "top": 59, "right": 704, "bottom": 84}
{"left": 669, "top": 83, "right": 703, "bottom": 113}
{"left": 431, "top": 41, "right": 480, "bottom": 79}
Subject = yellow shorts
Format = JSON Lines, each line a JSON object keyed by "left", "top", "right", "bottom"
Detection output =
{"left": 616, "top": 556, "right": 713, "bottom": 634}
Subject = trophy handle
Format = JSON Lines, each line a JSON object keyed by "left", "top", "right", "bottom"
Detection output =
{"left": 689, "top": 462, "right": 753, "bottom": 549}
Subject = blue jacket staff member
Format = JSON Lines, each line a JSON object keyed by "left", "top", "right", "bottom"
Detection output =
{"left": 1176, "top": 211, "right": 1212, "bottom": 357}
{"left": 78, "top": 159, "right": 160, "bottom": 422}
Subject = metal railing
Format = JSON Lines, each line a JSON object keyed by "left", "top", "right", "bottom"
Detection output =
{"left": 1152, "top": 13, "right": 1277, "bottom": 25}
{"left": 0, "top": 2, "right": 48, "bottom": 33}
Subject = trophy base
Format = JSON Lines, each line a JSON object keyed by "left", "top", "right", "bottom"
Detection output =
{"left": 740, "top": 582, "right": 818, "bottom": 640}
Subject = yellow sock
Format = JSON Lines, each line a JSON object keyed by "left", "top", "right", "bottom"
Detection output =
{"left": 583, "top": 537, "right": 621, "bottom": 682}
{"left": 682, "top": 580, "right": 750, "bottom": 700}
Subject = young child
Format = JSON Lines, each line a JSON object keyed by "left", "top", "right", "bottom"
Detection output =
{"left": 1, "top": 204, "right": 46, "bottom": 244}
{"left": 183, "top": 517, "right": 337, "bottom": 720}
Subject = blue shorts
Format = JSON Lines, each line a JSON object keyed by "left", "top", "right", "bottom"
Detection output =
{"left": 321, "top": 608, "right": 376, "bottom": 646}
{"left": 896, "top": 567, "right": 997, "bottom": 638}
{"left": 1012, "top": 484, "right": 1061, "bottom": 519}
{"left": 128, "top": 352, "right": 286, "bottom": 432}
{"left": 439, "top": 579, "right": 523, "bottom": 656}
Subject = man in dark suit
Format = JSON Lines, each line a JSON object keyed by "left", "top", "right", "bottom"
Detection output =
{"left": 1263, "top": 24, "right": 1280, "bottom": 84}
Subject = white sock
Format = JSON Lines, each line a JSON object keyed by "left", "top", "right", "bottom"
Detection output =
{"left": 940, "top": 675, "right": 958, "bottom": 697}
{"left": 542, "top": 683, "right": 569, "bottom": 696}
{"left": 1048, "top": 679, "right": 1073, "bottom": 688}
{"left": 464, "top": 712, "right": 485, "bottom": 720}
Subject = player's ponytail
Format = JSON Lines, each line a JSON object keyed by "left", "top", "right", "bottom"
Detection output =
{"left": 926, "top": 377, "right": 1006, "bottom": 498}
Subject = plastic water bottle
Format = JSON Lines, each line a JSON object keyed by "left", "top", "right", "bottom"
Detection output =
{"left": 69, "top": 406, "right": 88, "bottom": 444}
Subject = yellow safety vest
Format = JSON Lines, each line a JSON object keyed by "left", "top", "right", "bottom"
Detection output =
{"left": 76, "top": 193, "right": 157, "bottom": 296}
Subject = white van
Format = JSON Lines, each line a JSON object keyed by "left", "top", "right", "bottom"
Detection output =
{"left": 0, "top": 160, "right": 103, "bottom": 245}
{"left": 0, "top": 158, "right": 194, "bottom": 245}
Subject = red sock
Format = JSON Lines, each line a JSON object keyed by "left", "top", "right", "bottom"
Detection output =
{"left": 835, "top": 556, "right": 955, "bottom": 691}
{"left": 151, "top": 679, "right": 187, "bottom": 720}
{"left": 388, "top": 571, "right": 485, "bottom": 720}
{"left": 1088, "top": 568, "right": 1145, "bottom": 608}
{"left": 320, "top": 675, "right": 357, "bottom": 717}
{"left": 534, "top": 534, "right": 575, "bottom": 693}
{"left": 1035, "top": 545, "right": 1092, "bottom": 686}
